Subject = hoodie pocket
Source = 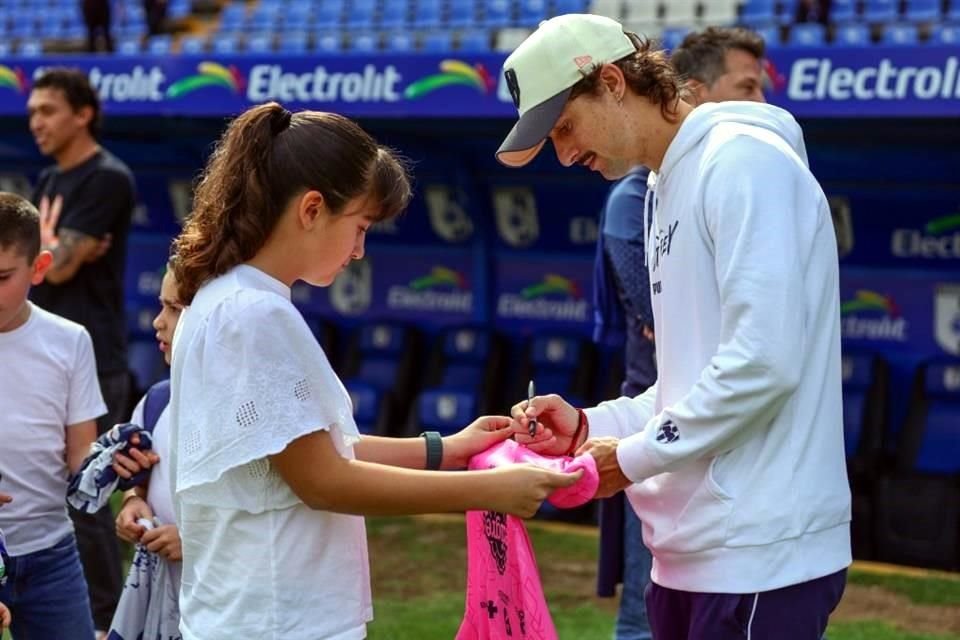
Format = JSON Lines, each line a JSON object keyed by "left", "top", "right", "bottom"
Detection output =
{"left": 642, "top": 458, "right": 735, "bottom": 554}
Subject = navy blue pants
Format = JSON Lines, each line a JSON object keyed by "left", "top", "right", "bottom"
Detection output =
{"left": 645, "top": 569, "right": 847, "bottom": 640}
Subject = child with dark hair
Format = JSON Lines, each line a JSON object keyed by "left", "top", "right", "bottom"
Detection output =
{"left": 166, "top": 103, "right": 586, "bottom": 639}
{"left": 0, "top": 192, "right": 105, "bottom": 638}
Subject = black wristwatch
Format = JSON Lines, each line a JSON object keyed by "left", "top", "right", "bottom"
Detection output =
{"left": 419, "top": 431, "right": 443, "bottom": 470}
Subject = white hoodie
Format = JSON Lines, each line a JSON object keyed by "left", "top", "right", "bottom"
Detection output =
{"left": 585, "top": 101, "right": 852, "bottom": 594}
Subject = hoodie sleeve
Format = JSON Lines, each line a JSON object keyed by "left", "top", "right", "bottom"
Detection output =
{"left": 610, "top": 135, "right": 809, "bottom": 484}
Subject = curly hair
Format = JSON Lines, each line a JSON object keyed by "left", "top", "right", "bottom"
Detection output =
{"left": 569, "top": 33, "right": 685, "bottom": 123}
{"left": 172, "top": 102, "right": 411, "bottom": 303}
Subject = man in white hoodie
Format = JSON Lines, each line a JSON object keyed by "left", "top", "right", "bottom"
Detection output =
{"left": 499, "top": 14, "right": 851, "bottom": 640}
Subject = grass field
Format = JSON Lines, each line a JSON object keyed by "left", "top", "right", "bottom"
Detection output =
{"left": 4, "top": 514, "right": 959, "bottom": 639}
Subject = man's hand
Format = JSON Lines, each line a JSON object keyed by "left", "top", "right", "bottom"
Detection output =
{"left": 38, "top": 194, "right": 64, "bottom": 251}
{"left": 141, "top": 525, "right": 182, "bottom": 562}
{"left": 577, "top": 437, "right": 632, "bottom": 498}
{"left": 508, "top": 393, "right": 582, "bottom": 456}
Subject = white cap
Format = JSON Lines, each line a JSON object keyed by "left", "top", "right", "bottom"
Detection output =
{"left": 496, "top": 14, "right": 637, "bottom": 168}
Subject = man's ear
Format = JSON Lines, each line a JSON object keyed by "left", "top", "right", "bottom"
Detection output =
{"left": 685, "top": 79, "right": 707, "bottom": 105}
{"left": 75, "top": 105, "right": 95, "bottom": 131}
{"left": 31, "top": 250, "right": 53, "bottom": 284}
{"left": 297, "top": 190, "right": 326, "bottom": 230}
{"left": 598, "top": 63, "right": 626, "bottom": 99}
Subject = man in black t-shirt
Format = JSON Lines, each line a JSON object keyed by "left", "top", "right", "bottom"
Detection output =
{"left": 27, "top": 67, "right": 134, "bottom": 639}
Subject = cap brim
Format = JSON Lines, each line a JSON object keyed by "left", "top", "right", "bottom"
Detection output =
{"left": 496, "top": 87, "right": 571, "bottom": 168}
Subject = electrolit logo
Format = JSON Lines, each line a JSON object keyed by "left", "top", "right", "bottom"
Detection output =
{"left": 497, "top": 275, "right": 588, "bottom": 321}
{"left": 762, "top": 59, "right": 787, "bottom": 92}
{"left": 403, "top": 60, "right": 494, "bottom": 99}
{"left": 840, "top": 289, "right": 907, "bottom": 342}
{"left": 167, "top": 61, "right": 245, "bottom": 98}
{"left": 387, "top": 266, "right": 473, "bottom": 313}
{"left": 0, "top": 65, "right": 27, "bottom": 93}
{"left": 247, "top": 64, "right": 402, "bottom": 103}
{"left": 787, "top": 56, "right": 960, "bottom": 101}
{"left": 891, "top": 212, "right": 960, "bottom": 259}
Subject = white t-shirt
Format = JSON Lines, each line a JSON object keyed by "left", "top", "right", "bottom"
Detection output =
{"left": 169, "top": 265, "right": 370, "bottom": 640}
{"left": 0, "top": 303, "right": 106, "bottom": 555}
{"left": 129, "top": 398, "right": 175, "bottom": 527}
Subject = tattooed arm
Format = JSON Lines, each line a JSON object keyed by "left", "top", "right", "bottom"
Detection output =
{"left": 39, "top": 195, "right": 111, "bottom": 285}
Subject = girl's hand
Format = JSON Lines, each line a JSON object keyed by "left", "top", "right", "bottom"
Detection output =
{"left": 484, "top": 465, "right": 584, "bottom": 518}
{"left": 112, "top": 433, "right": 160, "bottom": 480}
{"left": 115, "top": 495, "right": 154, "bottom": 543}
{"left": 141, "top": 525, "right": 182, "bottom": 562}
{"left": 442, "top": 416, "right": 514, "bottom": 469}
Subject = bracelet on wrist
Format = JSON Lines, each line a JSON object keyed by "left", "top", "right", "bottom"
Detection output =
{"left": 419, "top": 431, "right": 443, "bottom": 470}
{"left": 565, "top": 408, "right": 588, "bottom": 457}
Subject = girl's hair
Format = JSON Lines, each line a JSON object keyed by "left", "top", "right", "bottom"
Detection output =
{"left": 173, "top": 102, "right": 412, "bottom": 303}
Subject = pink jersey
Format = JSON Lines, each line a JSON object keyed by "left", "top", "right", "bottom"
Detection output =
{"left": 456, "top": 439, "right": 599, "bottom": 640}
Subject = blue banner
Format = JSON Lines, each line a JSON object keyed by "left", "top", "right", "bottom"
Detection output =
{"left": 493, "top": 254, "right": 594, "bottom": 335}
{"left": 293, "top": 246, "right": 482, "bottom": 327}
{"left": 1, "top": 47, "right": 958, "bottom": 118}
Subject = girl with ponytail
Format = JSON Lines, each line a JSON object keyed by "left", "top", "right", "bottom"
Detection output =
{"left": 166, "top": 103, "right": 582, "bottom": 639}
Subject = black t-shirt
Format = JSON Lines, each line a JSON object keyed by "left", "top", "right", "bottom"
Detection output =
{"left": 30, "top": 149, "right": 135, "bottom": 375}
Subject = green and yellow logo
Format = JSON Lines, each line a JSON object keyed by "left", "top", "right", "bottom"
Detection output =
{"left": 0, "top": 65, "right": 27, "bottom": 93}
{"left": 166, "top": 61, "right": 245, "bottom": 99}
{"left": 841, "top": 290, "right": 899, "bottom": 317}
{"left": 923, "top": 213, "right": 960, "bottom": 235}
{"left": 409, "top": 266, "right": 467, "bottom": 290}
{"left": 404, "top": 60, "right": 494, "bottom": 100}
{"left": 521, "top": 275, "right": 582, "bottom": 300}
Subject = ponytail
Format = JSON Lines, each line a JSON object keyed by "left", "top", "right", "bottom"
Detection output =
{"left": 173, "top": 102, "right": 411, "bottom": 304}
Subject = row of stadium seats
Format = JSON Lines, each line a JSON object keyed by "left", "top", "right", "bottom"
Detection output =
{"left": 593, "top": 0, "right": 960, "bottom": 26}
{"left": 843, "top": 354, "right": 960, "bottom": 570}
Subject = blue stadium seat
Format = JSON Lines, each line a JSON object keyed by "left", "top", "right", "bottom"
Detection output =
{"left": 904, "top": 0, "right": 942, "bottom": 22}
{"left": 314, "top": 31, "right": 343, "bottom": 52}
{"left": 168, "top": 0, "right": 191, "bottom": 19}
{"left": 661, "top": 26, "right": 691, "bottom": 50}
{"left": 345, "top": 0, "right": 376, "bottom": 29}
{"left": 219, "top": 4, "right": 246, "bottom": 31}
{"left": 520, "top": 334, "right": 597, "bottom": 409}
{"left": 279, "top": 31, "right": 309, "bottom": 53}
{"left": 554, "top": 0, "right": 588, "bottom": 14}
{"left": 345, "top": 380, "right": 386, "bottom": 436}
{"left": 343, "top": 322, "right": 419, "bottom": 392}
{"left": 448, "top": 0, "right": 476, "bottom": 28}
{"left": 777, "top": 0, "right": 800, "bottom": 24}
{"left": 458, "top": 29, "right": 490, "bottom": 51}
{"left": 788, "top": 22, "right": 826, "bottom": 46}
{"left": 881, "top": 23, "right": 918, "bottom": 45}
{"left": 212, "top": 32, "right": 241, "bottom": 54}
{"left": 16, "top": 39, "right": 42, "bottom": 57}
{"left": 754, "top": 25, "right": 781, "bottom": 48}
{"left": 246, "top": 32, "right": 274, "bottom": 53}
{"left": 422, "top": 30, "right": 453, "bottom": 51}
{"left": 834, "top": 23, "right": 871, "bottom": 46}
{"left": 480, "top": 0, "right": 512, "bottom": 27}
{"left": 415, "top": 389, "right": 478, "bottom": 437}
{"left": 930, "top": 23, "right": 960, "bottom": 45}
{"left": 517, "top": 0, "right": 548, "bottom": 27}
{"left": 314, "top": 1, "right": 343, "bottom": 29}
{"left": 875, "top": 361, "right": 960, "bottom": 571}
{"left": 180, "top": 35, "right": 207, "bottom": 54}
{"left": 146, "top": 34, "right": 173, "bottom": 55}
{"left": 0, "top": 41, "right": 10, "bottom": 56}
{"left": 384, "top": 31, "right": 415, "bottom": 51}
{"left": 117, "top": 36, "right": 143, "bottom": 55}
{"left": 740, "top": 0, "right": 776, "bottom": 26}
{"left": 863, "top": 0, "right": 899, "bottom": 23}
{"left": 379, "top": 0, "right": 408, "bottom": 28}
{"left": 348, "top": 31, "right": 379, "bottom": 52}
{"left": 413, "top": 0, "right": 441, "bottom": 28}
{"left": 432, "top": 326, "right": 497, "bottom": 391}
{"left": 829, "top": 0, "right": 858, "bottom": 23}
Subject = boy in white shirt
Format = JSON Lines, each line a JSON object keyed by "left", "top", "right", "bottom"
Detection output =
{"left": 0, "top": 191, "right": 106, "bottom": 638}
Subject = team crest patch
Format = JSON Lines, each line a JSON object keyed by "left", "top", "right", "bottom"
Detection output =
{"left": 656, "top": 419, "right": 680, "bottom": 444}
{"left": 483, "top": 511, "right": 509, "bottom": 575}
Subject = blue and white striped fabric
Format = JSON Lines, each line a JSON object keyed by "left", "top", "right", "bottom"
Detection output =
{"left": 66, "top": 423, "right": 154, "bottom": 514}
